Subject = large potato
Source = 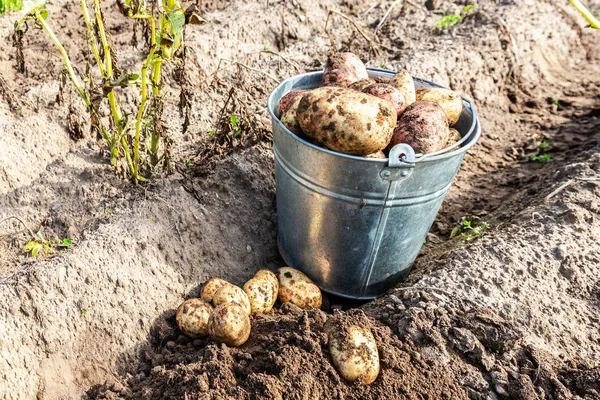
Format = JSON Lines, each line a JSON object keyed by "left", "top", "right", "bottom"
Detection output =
{"left": 280, "top": 94, "right": 304, "bottom": 136}
{"left": 279, "top": 90, "right": 305, "bottom": 115}
{"left": 325, "top": 317, "right": 380, "bottom": 384}
{"left": 200, "top": 278, "right": 231, "bottom": 304}
{"left": 208, "top": 303, "right": 251, "bottom": 347}
{"left": 277, "top": 267, "right": 322, "bottom": 309}
{"left": 243, "top": 277, "right": 277, "bottom": 314}
{"left": 213, "top": 284, "right": 252, "bottom": 316}
{"left": 175, "top": 299, "right": 213, "bottom": 338}
{"left": 254, "top": 269, "right": 279, "bottom": 298}
{"left": 389, "top": 101, "right": 449, "bottom": 154}
{"left": 389, "top": 69, "right": 416, "bottom": 105}
{"left": 416, "top": 87, "right": 463, "bottom": 125}
{"left": 362, "top": 83, "right": 406, "bottom": 117}
{"left": 322, "top": 52, "right": 369, "bottom": 87}
{"left": 348, "top": 78, "right": 375, "bottom": 92}
{"left": 296, "top": 87, "right": 396, "bottom": 156}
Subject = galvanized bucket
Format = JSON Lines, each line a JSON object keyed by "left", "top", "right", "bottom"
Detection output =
{"left": 267, "top": 68, "right": 481, "bottom": 299}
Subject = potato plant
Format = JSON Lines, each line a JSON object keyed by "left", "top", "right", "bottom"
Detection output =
{"left": 11, "top": 0, "right": 204, "bottom": 182}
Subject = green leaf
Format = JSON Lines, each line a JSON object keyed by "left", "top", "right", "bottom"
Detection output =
{"left": 208, "top": 130, "right": 215, "bottom": 137}
{"left": 450, "top": 226, "right": 462, "bottom": 238}
{"left": 60, "top": 238, "right": 72, "bottom": 247}
{"left": 31, "top": 244, "right": 40, "bottom": 257}
{"left": 230, "top": 115, "right": 238, "bottom": 127}
{"left": 23, "top": 241, "right": 37, "bottom": 252}
{"left": 38, "top": 8, "right": 47, "bottom": 19}
{"left": 0, "top": 0, "right": 24, "bottom": 15}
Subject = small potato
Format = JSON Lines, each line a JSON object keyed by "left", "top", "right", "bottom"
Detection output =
{"left": 389, "top": 70, "right": 416, "bottom": 105}
{"left": 280, "top": 94, "right": 304, "bottom": 136}
{"left": 446, "top": 128, "right": 462, "bottom": 147}
{"left": 243, "top": 278, "right": 277, "bottom": 314}
{"left": 362, "top": 83, "right": 406, "bottom": 117}
{"left": 416, "top": 87, "right": 463, "bottom": 125}
{"left": 277, "top": 267, "right": 322, "bottom": 309}
{"left": 208, "top": 303, "right": 251, "bottom": 347}
{"left": 200, "top": 278, "right": 231, "bottom": 304}
{"left": 254, "top": 269, "right": 279, "bottom": 299}
{"left": 322, "top": 52, "right": 369, "bottom": 87}
{"left": 297, "top": 87, "right": 396, "bottom": 156}
{"left": 279, "top": 90, "right": 306, "bottom": 115}
{"left": 389, "top": 101, "right": 449, "bottom": 154}
{"left": 176, "top": 299, "right": 213, "bottom": 338}
{"left": 348, "top": 78, "right": 376, "bottom": 92}
{"left": 365, "top": 150, "right": 386, "bottom": 159}
{"left": 325, "top": 317, "right": 380, "bottom": 384}
{"left": 213, "top": 284, "right": 252, "bottom": 316}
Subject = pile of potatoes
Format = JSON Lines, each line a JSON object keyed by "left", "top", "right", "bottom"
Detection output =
{"left": 175, "top": 266, "right": 380, "bottom": 385}
{"left": 279, "top": 52, "right": 465, "bottom": 157}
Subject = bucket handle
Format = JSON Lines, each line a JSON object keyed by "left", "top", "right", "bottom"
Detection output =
{"left": 380, "top": 144, "right": 415, "bottom": 181}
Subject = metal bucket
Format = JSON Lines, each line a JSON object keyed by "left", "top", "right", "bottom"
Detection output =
{"left": 267, "top": 68, "right": 481, "bottom": 299}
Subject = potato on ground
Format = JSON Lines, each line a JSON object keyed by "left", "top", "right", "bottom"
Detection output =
{"left": 389, "top": 69, "right": 416, "bottom": 105}
{"left": 254, "top": 269, "right": 279, "bottom": 299}
{"left": 280, "top": 94, "right": 304, "bottom": 136}
{"left": 213, "top": 284, "right": 252, "bottom": 316}
{"left": 200, "top": 278, "right": 231, "bottom": 304}
{"left": 296, "top": 87, "right": 396, "bottom": 156}
{"left": 416, "top": 87, "right": 463, "bottom": 125}
{"left": 277, "top": 267, "right": 322, "bottom": 309}
{"left": 208, "top": 303, "right": 251, "bottom": 347}
{"left": 325, "top": 316, "right": 380, "bottom": 384}
{"left": 446, "top": 128, "right": 462, "bottom": 147}
{"left": 322, "top": 52, "right": 369, "bottom": 87}
{"left": 176, "top": 299, "right": 213, "bottom": 338}
{"left": 278, "top": 89, "right": 305, "bottom": 115}
{"left": 362, "top": 83, "right": 406, "bottom": 117}
{"left": 348, "top": 78, "right": 375, "bottom": 92}
{"left": 243, "top": 277, "right": 277, "bottom": 314}
{"left": 389, "top": 101, "right": 449, "bottom": 154}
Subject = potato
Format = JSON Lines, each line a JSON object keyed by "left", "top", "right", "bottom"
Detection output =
{"left": 322, "top": 52, "right": 369, "bottom": 87}
{"left": 389, "top": 101, "right": 449, "bottom": 154}
{"left": 365, "top": 150, "right": 386, "bottom": 159}
{"left": 446, "top": 128, "right": 462, "bottom": 147}
{"left": 416, "top": 87, "right": 463, "bottom": 125}
{"left": 389, "top": 69, "right": 416, "bottom": 105}
{"left": 297, "top": 87, "right": 396, "bottom": 156}
{"left": 175, "top": 299, "right": 213, "bottom": 338}
{"left": 362, "top": 83, "right": 406, "bottom": 117}
{"left": 348, "top": 78, "right": 375, "bottom": 92}
{"left": 208, "top": 303, "right": 251, "bottom": 347}
{"left": 279, "top": 89, "right": 305, "bottom": 115}
{"left": 325, "top": 317, "right": 380, "bottom": 384}
{"left": 280, "top": 94, "right": 304, "bottom": 136}
{"left": 200, "top": 278, "right": 231, "bottom": 304}
{"left": 243, "top": 278, "right": 277, "bottom": 314}
{"left": 277, "top": 267, "right": 322, "bottom": 309}
{"left": 213, "top": 284, "right": 252, "bottom": 316}
{"left": 254, "top": 269, "right": 279, "bottom": 298}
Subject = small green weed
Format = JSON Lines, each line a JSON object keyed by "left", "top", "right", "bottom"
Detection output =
{"left": 23, "top": 236, "right": 72, "bottom": 257}
{"left": 80, "top": 309, "right": 88, "bottom": 316}
{"left": 435, "top": 4, "right": 476, "bottom": 32}
{"left": 538, "top": 140, "right": 549, "bottom": 150}
{"left": 552, "top": 99, "right": 560, "bottom": 105}
{"left": 230, "top": 115, "right": 242, "bottom": 138}
{"left": 450, "top": 216, "right": 489, "bottom": 240}
{"left": 530, "top": 153, "right": 551, "bottom": 163}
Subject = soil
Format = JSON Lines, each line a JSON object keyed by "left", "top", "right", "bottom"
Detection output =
{"left": 0, "top": 0, "right": 599, "bottom": 399}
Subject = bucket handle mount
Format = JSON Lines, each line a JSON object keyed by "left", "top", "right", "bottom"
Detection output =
{"left": 380, "top": 144, "right": 415, "bottom": 181}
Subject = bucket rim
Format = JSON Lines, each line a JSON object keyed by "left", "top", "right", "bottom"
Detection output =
{"left": 267, "top": 68, "right": 481, "bottom": 164}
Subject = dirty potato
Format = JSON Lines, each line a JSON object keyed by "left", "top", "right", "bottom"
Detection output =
{"left": 416, "top": 87, "right": 463, "bottom": 125}
{"left": 365, "top": 150, "right": 386, "bottom": 159}
{"left": 446, "top": 128, "right": 462, "bottom": 147}
{"left": 389, "top": 101, "right": 449, "bottom": 154}
{"left": 277, "top": 267, "right": 322, "bottom": 309}
{"left": 322, "top": 52, "right": 369, "bottom": 87}
{"left": 254, "top": 269, "right": 279, "bottom": 299}
{"left": 243, "top": 278, "right": 277, "bottom": 314}
{"left": 213, "top": 284, "right": 252, "bottom": 316}
{"left": 348, "top": 78, "right": 376, "bottom": 92}
{"left": 297, "top": 87, "right": 396, "bottom": 156}
{"left": 362, "top": 83, "right": 406, "bottom": 117}
{"left": 389, "top": 69, "right": 416, "bottom": 105}
{"left": 325, "top": 317, "right": 380, "bottom": 384}
{"left": 200, "top": 278, "right": 232, "bottom": 304}
{"left": 279, "top": 89, "right": 306, "bottom": 115}
{"left": 175, "top": 299, "right": 213, "bottom": 338}
{"left": 208, "top": 303, "right": 251, "bottom": 347}
{"left": 280, "top": 94, "right": 304, "bottom": 136}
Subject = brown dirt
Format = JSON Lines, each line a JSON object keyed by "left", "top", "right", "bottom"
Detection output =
{"left": 0, "top": 0, "right": 599, "bottom": 399}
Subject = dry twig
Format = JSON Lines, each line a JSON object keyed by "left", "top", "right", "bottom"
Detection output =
{"left": 325, "top": 9, "right": 379, "bottom": 57}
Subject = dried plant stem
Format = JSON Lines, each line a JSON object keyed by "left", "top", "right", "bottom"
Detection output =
{"left": 325, "top": 9, "right": 379, "bottom": 56}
